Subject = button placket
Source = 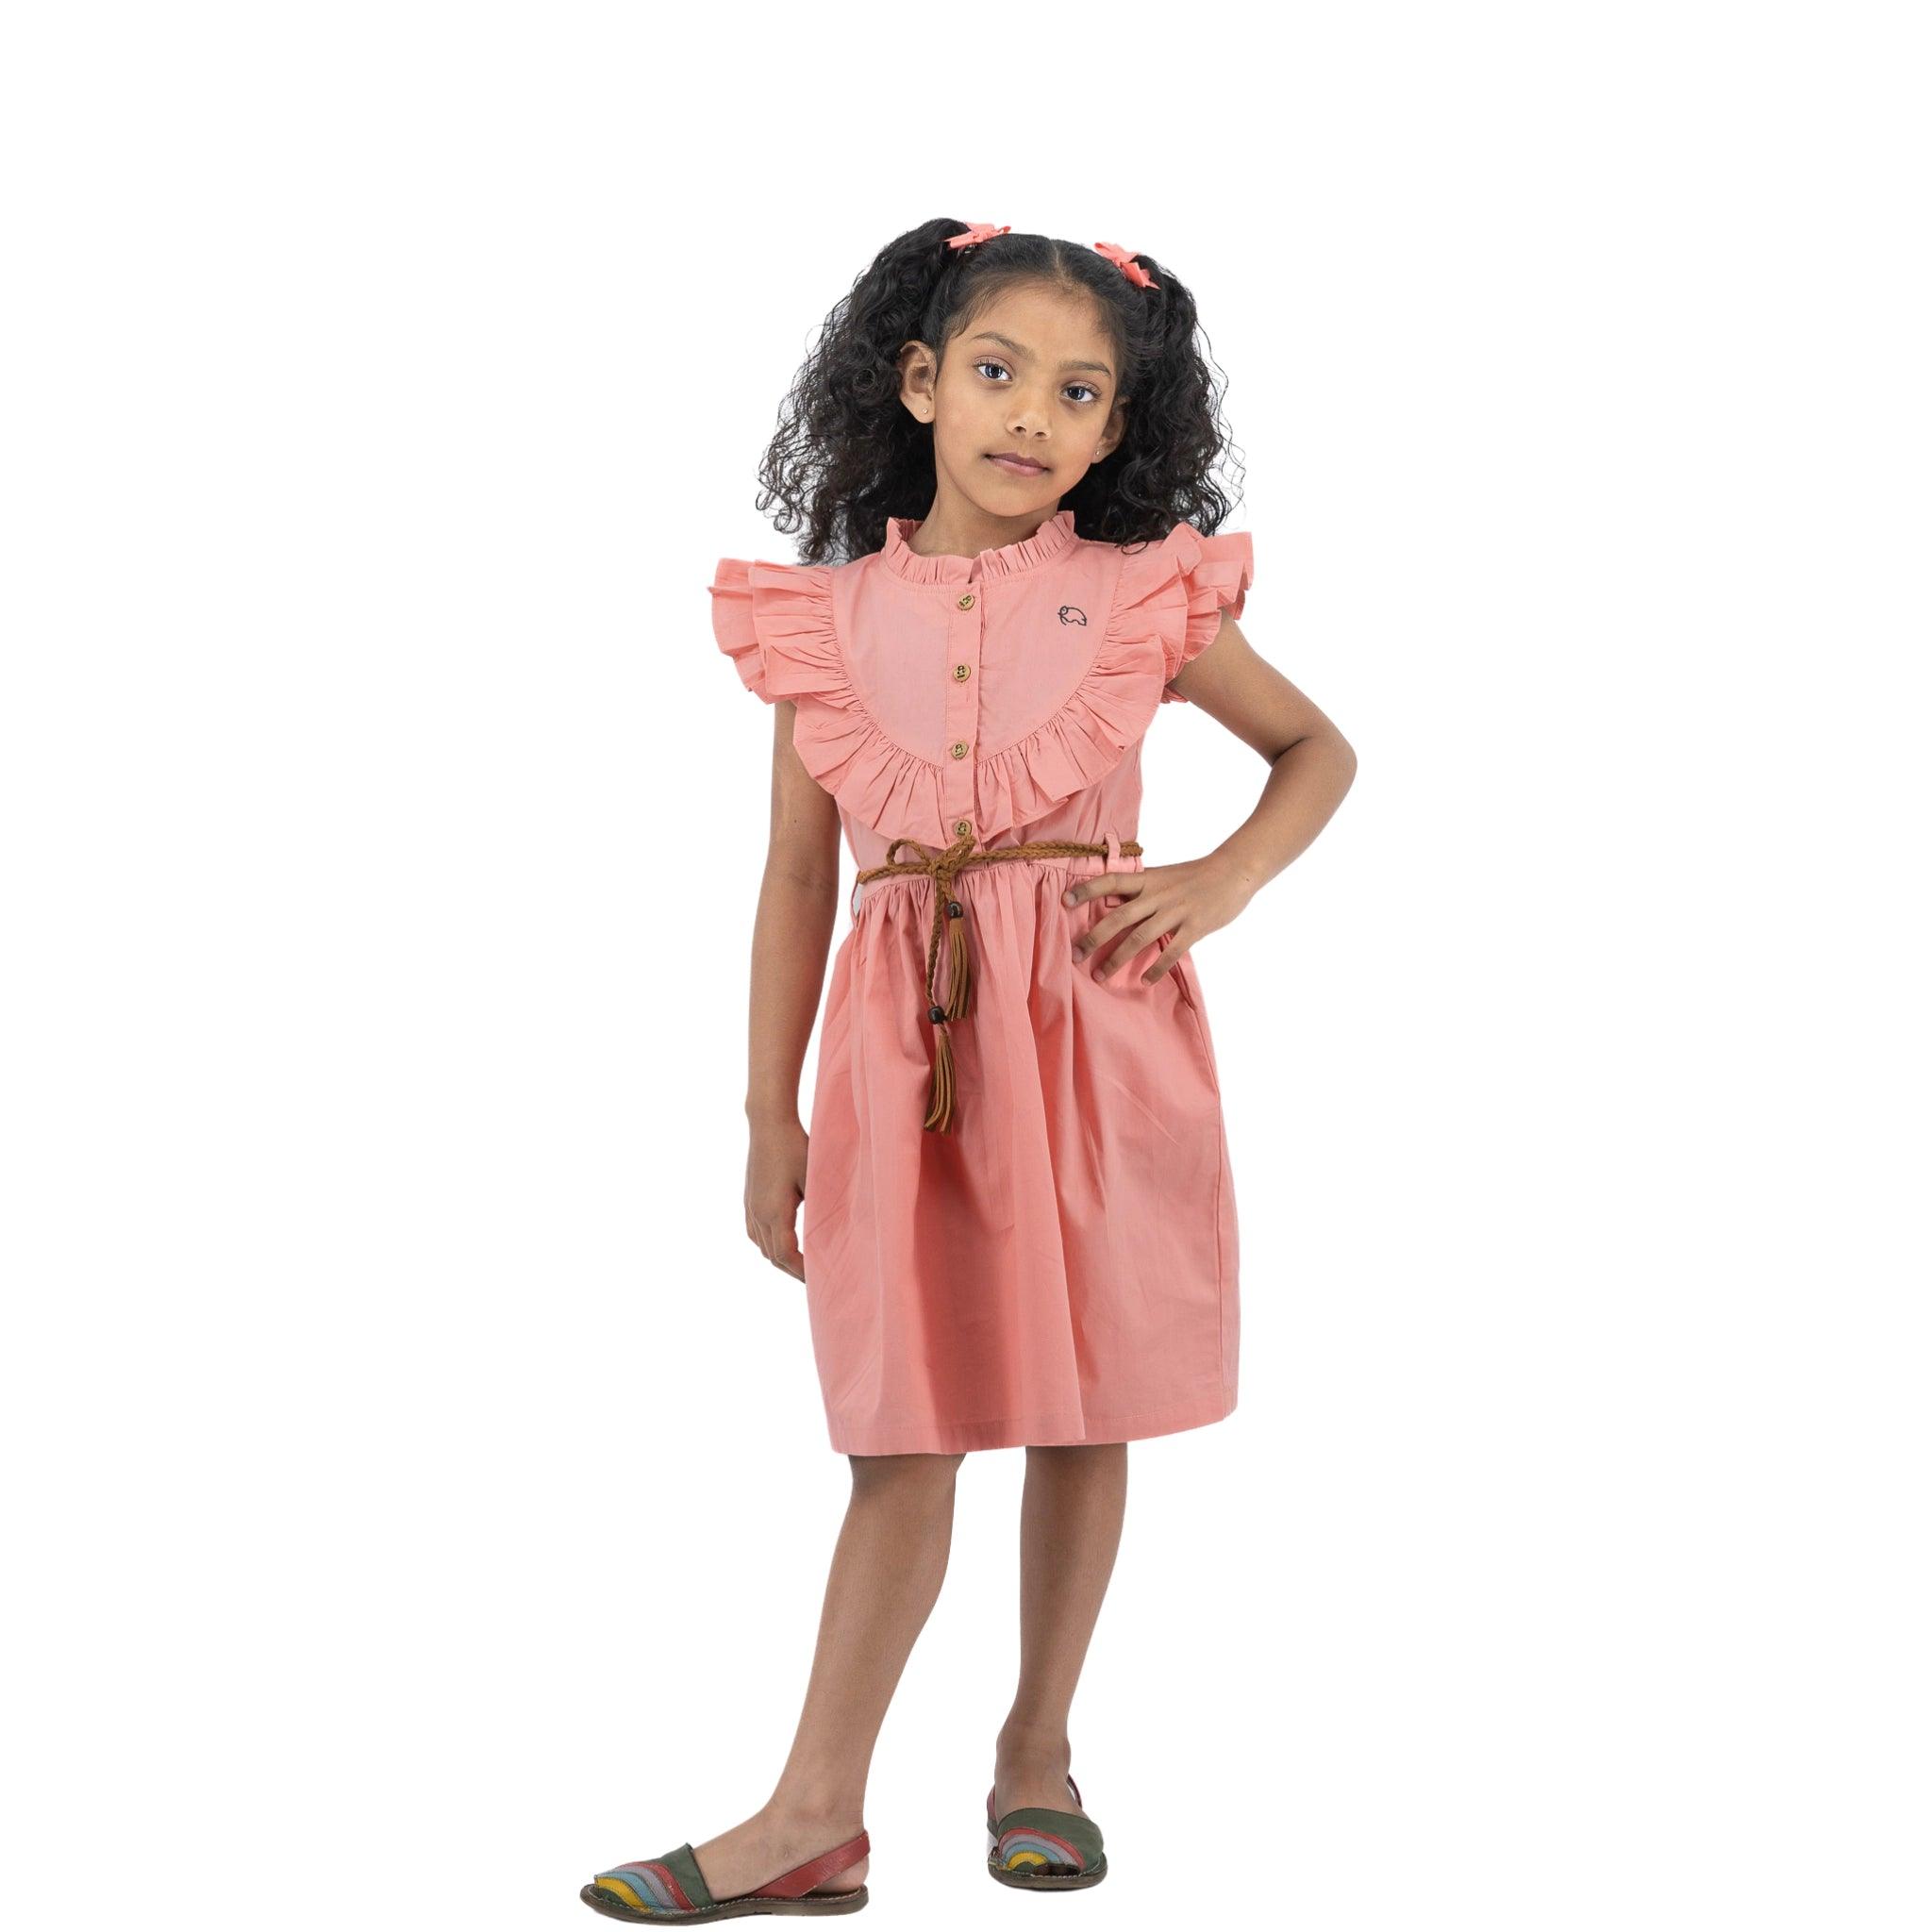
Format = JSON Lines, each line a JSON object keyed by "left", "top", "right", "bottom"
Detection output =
{"left": 941, "top": 575, "right": 983, "bottom": 837}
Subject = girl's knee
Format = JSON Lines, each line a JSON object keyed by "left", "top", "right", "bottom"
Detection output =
{"left": 847, "top": 1449, "right": 967, "bottom": 1494}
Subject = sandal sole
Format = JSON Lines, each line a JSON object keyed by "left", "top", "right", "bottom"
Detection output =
{"left": 985, "top": 1859, "right": 1108, "bottom": 1890}
{"left": 581, "top": 1882, "right": 870, "bottom": 1921}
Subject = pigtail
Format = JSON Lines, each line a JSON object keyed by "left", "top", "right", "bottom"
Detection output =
{"left": 754, "top": 220, "right": 989, "bottom": 566}
{"left": 1071, "top": 247, "right": 1241, "bottom": 551}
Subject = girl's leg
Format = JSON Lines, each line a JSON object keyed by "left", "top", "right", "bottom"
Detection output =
{"left": 687, "top": 1450, "right": 967, "bottom": 1899}
{"left": 992, "top": 1441, "right": 1129, "bottom": 1815}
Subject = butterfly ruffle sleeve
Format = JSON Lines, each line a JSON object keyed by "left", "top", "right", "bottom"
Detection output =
{"left": 1110, "top": 524, "right": 1255, "bottom": 705}
{"left": 708, "top": 557, "right": 840, "bottom": 704}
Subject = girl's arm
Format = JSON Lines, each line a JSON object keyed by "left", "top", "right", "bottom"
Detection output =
{"left": 1070, "top": 613, "right": 1358, "bottom": 981}
{"left": 739, "top": 700, "right": 843, "bottom": 1280}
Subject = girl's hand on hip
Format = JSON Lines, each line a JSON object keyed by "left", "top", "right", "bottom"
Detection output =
{"left": 744, "top": 1118, "right": 809, "bottom": 1281}
{"left": 1063, "top": 856, "right": 1255, "bottom": 986}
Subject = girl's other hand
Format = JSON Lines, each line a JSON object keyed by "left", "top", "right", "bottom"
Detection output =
{"left": 744, "top": 1116, "right": 809, "bottom": 1280}
{"left": 1063, "top": 857, "right": 1257, "bottom": 986}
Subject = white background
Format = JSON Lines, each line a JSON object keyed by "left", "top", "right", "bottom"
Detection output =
{"left": 4, "top": 5, "right": 1926, "bottom": 1927}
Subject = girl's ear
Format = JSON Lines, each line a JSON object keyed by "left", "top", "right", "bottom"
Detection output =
{"left": 1094, "top": 398, "right": 1129, "bottom": 463}
{"left": 897, "top": 339, "right": 939, "bottom": 423}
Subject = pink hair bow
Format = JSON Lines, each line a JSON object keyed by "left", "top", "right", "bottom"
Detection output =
{"left": 948, "top": 222, "right": 1011, "bottom": 251}
{"left": 1093, "top": 240, "right": 1159, "bottom": 290}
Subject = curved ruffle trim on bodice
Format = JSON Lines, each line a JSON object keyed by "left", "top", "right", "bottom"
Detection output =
{"left": 710, "top": 556, "right": 952, "bottom": 832}
{"left": 708, "top": 524, "right": 1255, "bottom": 844}
{"left": 969, "top": 523, "right": 1255, "bottom": 833}
{"left": 965, "top": 531, "right": 1187, "bottom": 836}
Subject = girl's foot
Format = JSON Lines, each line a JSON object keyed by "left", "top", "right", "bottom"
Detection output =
{"left": 688, "top": 1807, "right": 869, "bottom": 1902}
{"left": 991, "top": 1735, "right": 1078, "bottom": 1820}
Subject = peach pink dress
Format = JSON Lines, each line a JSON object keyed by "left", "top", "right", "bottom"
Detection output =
{"left": 708, "top": 508, "right": 1253, "bottom": 1455}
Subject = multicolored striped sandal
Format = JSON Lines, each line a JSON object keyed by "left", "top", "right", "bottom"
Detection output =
{"left": 985, "top": 1774, "right": 1108, "bottom": 1890}
{"left": 582, "top": 1829, "right": 871, "bottom": 1921}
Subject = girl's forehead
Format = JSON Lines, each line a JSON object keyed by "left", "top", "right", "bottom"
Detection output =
{"left": 955, "top": 286, "right": 1116, "bottom": 368}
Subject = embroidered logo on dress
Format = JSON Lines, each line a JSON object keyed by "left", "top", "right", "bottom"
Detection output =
{"left": 1057, "top": 605, "right": 1088, "bottom": 626}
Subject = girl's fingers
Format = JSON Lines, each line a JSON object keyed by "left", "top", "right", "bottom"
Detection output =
{"left": 1062, "top": 870, "right": 1141, "bottom": 908}
{"left": 751, "top": 1203, "right": 806, "bottom": 1277}
{"left": 761, "top": 1226, "right": 805, "bottom": 1279}
{"left": 1074, "top": 891, "right": 1172, "bottom": 964}
{"left": 1091, "top": 915, "right": 1183, "bottom": 980}
{"left": 1066, "top": 870, "right": 1163, "bottom": 967}
{"left": 1139, "top": 935, "right": 1191, "bottom": 985}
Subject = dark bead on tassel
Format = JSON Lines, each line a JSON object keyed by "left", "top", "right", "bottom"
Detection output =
{"left": 927, "top": 1002, "right": 947, "bottom": 1024}
{"left": 946, "top": 899, "right": 963, "bottom": 917}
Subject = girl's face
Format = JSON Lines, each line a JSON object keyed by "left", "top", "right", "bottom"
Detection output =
{"left": 898, "top": 282, "right": 1127, "bottom": 524}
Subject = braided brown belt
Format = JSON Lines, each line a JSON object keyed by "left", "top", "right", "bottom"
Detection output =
{"left": 852, "top": 829, "right": 1144, "bottom": 1135}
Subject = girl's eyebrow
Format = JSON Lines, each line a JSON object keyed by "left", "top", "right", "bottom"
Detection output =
{"left": 970, "top": 331, "right": 1114, "bottom": 379}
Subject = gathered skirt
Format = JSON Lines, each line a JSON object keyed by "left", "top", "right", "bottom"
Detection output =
{"left": 798, "top": 848, "right": 1239, "bottom": 1456}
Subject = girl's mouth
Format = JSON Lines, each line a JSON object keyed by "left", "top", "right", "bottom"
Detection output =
{"left": 987, "top": 455, "right": 1047, "bottom": 476}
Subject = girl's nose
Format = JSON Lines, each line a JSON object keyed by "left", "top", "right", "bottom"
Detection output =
{"left": 1008, "top": 392, "right": 1052, "bottom": 437}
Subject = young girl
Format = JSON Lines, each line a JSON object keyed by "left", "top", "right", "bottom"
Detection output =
{"left": 583, "top": 219, "right": 1356, "bottom": 1922}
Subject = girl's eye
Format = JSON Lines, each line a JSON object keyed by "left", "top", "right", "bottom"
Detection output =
{"left": 974, "top": 361, "right": 1101, "bottom": 406}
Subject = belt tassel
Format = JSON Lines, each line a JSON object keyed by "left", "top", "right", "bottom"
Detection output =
{"left": 924, "top": 880, "right": 973, "bottom": 1134}
{"left": 946, "top": 894, "right": 973, "bottom": 1020}
{"left": 924, "top": 1015, "right": 957, "bottom": 1134}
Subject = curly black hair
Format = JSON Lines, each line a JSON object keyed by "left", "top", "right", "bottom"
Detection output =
{"left": 750, "top": 218, "right": 1245, "bottom": 565}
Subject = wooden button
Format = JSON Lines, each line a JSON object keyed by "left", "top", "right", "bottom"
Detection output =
{"left": 954, "top": 819, "right": 972, "bottom": 837}
{"left": 953, "top": 662, "right": 972, "bottom": 680}
{"left": 957, "top": 592, "right": 975, "bottom": 609}
{"left": 950, "top": 741, "right": 969, "bottom": 758}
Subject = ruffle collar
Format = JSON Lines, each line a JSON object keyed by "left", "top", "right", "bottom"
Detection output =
{"left": 879, "top": 508, "right": 1078, "bottom": 585}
